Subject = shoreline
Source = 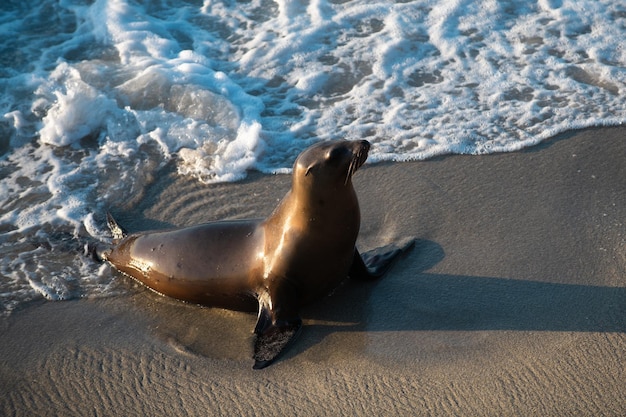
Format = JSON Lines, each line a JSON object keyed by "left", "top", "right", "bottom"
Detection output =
{"left": 1, "top": 126, "right": 625, "bottom": 415}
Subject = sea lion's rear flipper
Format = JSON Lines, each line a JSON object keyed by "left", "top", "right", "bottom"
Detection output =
{"left": 252, "top": 293, "right": 302, "bottom": 369}
{"left": 106, "top": 212, "right": 127, "bottom": 240}
{"left": 350, "top": 238, "right": 415, "bottom": 280}
{"left": 85, "top": 212, "right": 127, "bottom": 262}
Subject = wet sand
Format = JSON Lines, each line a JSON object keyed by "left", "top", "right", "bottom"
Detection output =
{"left": 1, "top": 127, "right": 625, "bottom": 415}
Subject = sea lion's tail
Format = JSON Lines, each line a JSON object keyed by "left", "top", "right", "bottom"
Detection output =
{"left": 106, "top": 212, "right": 127, "bottom": 240}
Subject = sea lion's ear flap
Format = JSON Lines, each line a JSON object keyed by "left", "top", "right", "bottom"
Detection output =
{"left": 305, "top": 166, "right": 313, "bottom": 176}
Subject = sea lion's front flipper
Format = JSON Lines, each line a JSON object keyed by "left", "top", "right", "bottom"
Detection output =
{"left": 252, "top": 292, "right": 302, "bottom": 369}
{"left": 350, "top": 238, "right": 415, "bottom": 280}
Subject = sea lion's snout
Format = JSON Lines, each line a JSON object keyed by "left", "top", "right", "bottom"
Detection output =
{"left": 344, "top": 140, "right": 370, "bottom": 184}
{"left": 353, "top": 140, "right": 370, "bottom": 168}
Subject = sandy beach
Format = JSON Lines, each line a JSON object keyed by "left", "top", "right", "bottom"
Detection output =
{"left": 1, "top": 126, "right": 625, "bottom": 416}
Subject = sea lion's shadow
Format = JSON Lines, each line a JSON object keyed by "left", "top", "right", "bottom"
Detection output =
{"left": 125, "top": 238, "right": 625, "bottom": 363}
{"left": 287, "top": 239, "right": 626, "bottom": 361}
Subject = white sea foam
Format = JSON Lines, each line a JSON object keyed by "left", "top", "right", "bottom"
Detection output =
{"left": 1, "top": 0, "right": 625, "bottom": 313}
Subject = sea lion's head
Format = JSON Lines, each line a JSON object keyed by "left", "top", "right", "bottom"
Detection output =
{"left": 293, "top": 140, "right": 370, "bottom": 190}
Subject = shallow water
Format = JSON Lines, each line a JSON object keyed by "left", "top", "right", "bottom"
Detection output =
{"left": 1, "top": 0, "right": 625, "bottom": 314}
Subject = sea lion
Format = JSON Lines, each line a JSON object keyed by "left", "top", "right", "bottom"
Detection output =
{"left": 101, "top": 139, "right": 412, "bottom": 368}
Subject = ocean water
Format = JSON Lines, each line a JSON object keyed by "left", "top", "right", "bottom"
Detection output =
{"left": 1, "top": 0, "right": 625, "bottom": 314}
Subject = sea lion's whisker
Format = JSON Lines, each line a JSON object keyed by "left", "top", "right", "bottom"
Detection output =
{"left": 345, "top": 153, "right": 357, "bottom": 185}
